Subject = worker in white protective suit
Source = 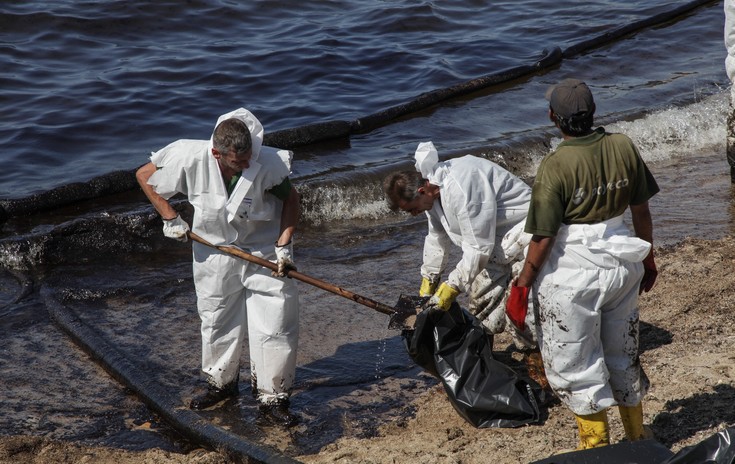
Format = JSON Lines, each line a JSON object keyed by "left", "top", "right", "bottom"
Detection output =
{"left": 725, "top": 0, "right": 735, "bottom": 182}
{"left": 136, "top": 108, "right": 300, "bottom": 425}
{"left": 508, "top": 79, "right": 659, "bottom": 450}
{"left": 382, "top": 142, "right": 535, "bottom": 344}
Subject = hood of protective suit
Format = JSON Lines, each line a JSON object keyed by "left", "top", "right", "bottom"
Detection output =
{"left": 209, "top": 108, "right": 265, "bottom": 162}
{"left": 415, "top": 141, "right": 440, "bottom": 181}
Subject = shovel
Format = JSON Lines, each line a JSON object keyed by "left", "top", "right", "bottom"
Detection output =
{"left": 188, "top": 232, "right": 419, "bottom": 330}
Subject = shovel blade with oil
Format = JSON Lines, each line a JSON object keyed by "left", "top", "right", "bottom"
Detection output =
{"left": 388, "top": 294, "right": 426, "bottom": 330}
{"left": 190, "top": 232, "right": 419, "bottom": 330}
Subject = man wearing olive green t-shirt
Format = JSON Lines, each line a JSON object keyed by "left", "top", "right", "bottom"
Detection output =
{"left": 506, "top": 79, "right": 659, "bottom": 451}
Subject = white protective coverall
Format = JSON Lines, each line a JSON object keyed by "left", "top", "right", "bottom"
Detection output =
{"left": 726, "top": 0, "right": 735, "bottom": 91}
{"left": 146, "top": 108, "right": 299, "bottom": 404}
{"left": 725, "top": 0, "right": 735, "bottom": 179}
{"left": 535, "top": 215, "right": 651, "bottom": 415}
{"left": 415, "top": 142, "right": 532, "bottom": 334}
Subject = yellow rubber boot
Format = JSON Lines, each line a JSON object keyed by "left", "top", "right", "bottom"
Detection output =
{"left": 575, "top": 410, "right": 610, "bottom": 449}
{"left": 619, "top": 403, "right": 653, "bottom": 441}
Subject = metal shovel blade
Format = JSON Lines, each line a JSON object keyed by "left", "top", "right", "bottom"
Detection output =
{"left": 387, "top": 294, "right": 426, "bottom": 331}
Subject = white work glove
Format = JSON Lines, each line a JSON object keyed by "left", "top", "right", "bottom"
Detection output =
{"left": 485, "top": 303, "right": 507, "bottom": 334}
{"left": 162, "top": 214, "right": 190, "bottom": 242}
{"left": 273, "top": 240, "right": 296, "bottom": 277}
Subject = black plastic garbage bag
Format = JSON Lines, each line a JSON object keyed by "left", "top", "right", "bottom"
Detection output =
{"left": 662, "top": 427, "right": 735, "bottom": 464}
{"left": 402, "top": 297, "right": 541, "bottom": 428}
{"left": 531, "top": 427, "right": 735, "bottom": 464}
{"left": 530, "top": 439, "right": 674, "bottom": 463}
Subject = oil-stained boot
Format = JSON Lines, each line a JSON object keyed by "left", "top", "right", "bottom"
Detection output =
{"left": 189, "top": 377, "right": 239, "bottom": 410}
{"left": 575, "top": 409, "right": 610, "bottom": 449}
{"left": 257, "top": 398, "right": 299, "bottom": 427}
{"left": 619, "top": 402, "right": 654, "bottom": 441}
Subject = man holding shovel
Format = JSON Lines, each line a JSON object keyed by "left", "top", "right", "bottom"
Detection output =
{"left": 136, "top": 108, "right": 300, "bottom": 425}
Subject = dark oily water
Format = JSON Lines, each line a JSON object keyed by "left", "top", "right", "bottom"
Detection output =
{"left": 0, "top": 1, "right": 724, "bottom": 196}
{"left": 10, "top": 243, "right": 438, "bottom": 454}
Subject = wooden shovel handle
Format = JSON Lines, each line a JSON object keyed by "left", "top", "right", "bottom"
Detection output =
{"left": 188, "top": 232, "right": 397, "bottom": 316}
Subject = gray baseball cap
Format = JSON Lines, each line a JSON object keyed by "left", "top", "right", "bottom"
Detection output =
{"left": 545, "top": 78, "right": 595, "bottom": 118}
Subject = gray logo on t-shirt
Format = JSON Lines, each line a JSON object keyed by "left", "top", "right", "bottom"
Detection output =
{"left": 572, "top": 188, "right": 586, "bottom": 205}
{"left": 572, "top": 178, "right": 629, "bottom": 206}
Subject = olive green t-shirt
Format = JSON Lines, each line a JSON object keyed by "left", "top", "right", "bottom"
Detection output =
{"left": 525, "top": 128, "right": 659, "bottom": 237}
{"left": 267, "top": 176, "right": 293, "bottom": 201}
{"left": 226, "top": 174, "right": 292, "bottom": 200}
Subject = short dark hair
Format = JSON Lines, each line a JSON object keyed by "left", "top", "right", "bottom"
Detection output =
{"left": 213, "top": 118, "right": 252, "bottom": 154}
{"left": 383, "top": 171, "right": 425, "bottom": 211}
{"left": 552, "top": 108, "right": 595, "bottom": 137}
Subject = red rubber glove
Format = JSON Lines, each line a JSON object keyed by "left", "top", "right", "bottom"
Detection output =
{"left": 639, "top": 251, "right": 657, "bottom": 294}
{"left": 506, "top": 284, "right": 530, "bottom": 331}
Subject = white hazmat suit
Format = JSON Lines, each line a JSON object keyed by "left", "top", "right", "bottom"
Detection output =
{"left": 146, "top": 109, "right": 299, "bottom": 405}
{"left": 415, "top": 142, "right": 532, "bottom": 333}
{"left": 725, "top": 0, "right": 735, "bottom": 181}
{"left": 534, "top": 216, "right": 651, "bottom": 415}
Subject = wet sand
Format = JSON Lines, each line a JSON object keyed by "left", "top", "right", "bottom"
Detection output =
{"left": 3, "top": 234, "right": 735, "bottom": 463}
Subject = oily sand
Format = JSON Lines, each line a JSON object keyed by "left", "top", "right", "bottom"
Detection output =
{"left": 2, "top": 235, "right": 734, "bottom": 464}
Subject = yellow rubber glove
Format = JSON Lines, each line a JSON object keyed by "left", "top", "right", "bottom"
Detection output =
{"left": 419, "top": 277, "right": 439, "bottom": 297}
{"left": 429, "top": 282, "right": 460, "bottom": 311}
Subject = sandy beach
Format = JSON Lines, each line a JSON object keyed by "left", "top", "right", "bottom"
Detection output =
{"left": 2, "top": 234, "right": 734, "bottom": 463}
